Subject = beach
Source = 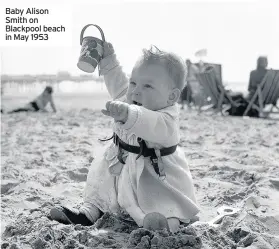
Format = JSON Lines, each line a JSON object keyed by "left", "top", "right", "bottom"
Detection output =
{"left": 1, "top": 86, "right": 279, "bottom": 248}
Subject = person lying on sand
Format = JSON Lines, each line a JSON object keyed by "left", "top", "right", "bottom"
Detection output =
{"left": 4, "top": 86, "right": 57, "bottom": 114}
{"left": 50, "top": 42, "right": 199, "bottom": 233}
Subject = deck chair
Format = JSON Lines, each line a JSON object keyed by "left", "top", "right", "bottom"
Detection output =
{"left": 196, "top": 67, "right": 242, "bottom": 115}
{"left": 243, "top": 70, "right": 279, "bottom": 117}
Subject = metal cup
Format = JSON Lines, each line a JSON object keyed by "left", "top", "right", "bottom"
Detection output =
{"left": 77, "top": 24, "right": 106, "bottom": 73}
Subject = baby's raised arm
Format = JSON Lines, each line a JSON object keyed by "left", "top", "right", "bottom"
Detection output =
{"left": 99, "top": 42, "right": 128, "bottom": 101}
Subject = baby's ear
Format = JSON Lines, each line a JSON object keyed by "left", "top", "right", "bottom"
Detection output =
{"left": 168, "top": 88, "right": 181, "bottom": 105}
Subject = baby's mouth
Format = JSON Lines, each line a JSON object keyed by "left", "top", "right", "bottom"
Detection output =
{"left": 132, "top": 101, "right": 142, "bottom": 106}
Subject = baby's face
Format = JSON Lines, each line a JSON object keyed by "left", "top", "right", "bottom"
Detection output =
{"left": 127, "top": 63, "right": 176, "bottom": 111}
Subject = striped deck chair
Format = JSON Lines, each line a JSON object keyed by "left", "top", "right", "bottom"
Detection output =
{"left": 243, "top": 69, "right": 279, "bottom": 117}
{"left": 196, "top": 67, "right": 241, "bottom": 114}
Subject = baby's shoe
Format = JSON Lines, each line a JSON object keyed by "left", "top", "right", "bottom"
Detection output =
{"left": 50, "top": 206, "right": 93, "bottom": 226}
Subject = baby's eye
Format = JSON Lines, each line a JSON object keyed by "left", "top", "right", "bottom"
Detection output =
{"left": 130, "top": 82, "right": 136, "bottom": 86}
{"left": 144, "top": 84, "right": 153, "bottom": 89}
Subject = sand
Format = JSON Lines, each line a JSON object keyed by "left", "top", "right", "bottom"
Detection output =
{"left": 1, "top": 93, "right": 279, "bottom": 248}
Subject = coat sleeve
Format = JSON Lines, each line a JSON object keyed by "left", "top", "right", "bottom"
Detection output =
{"left": 116, "top": 105, "right": 180, "bottom": 146}
{"left": 99, "top": 54, "right": 129, "bottom": 100}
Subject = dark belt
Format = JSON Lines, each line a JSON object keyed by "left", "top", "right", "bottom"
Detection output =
{"left": 99, "top": 133, "right": 177, "bottom": 178}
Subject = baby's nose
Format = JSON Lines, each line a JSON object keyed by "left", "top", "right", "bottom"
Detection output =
{"left": 132, "top": 86, "right": 141, "bottom": 95}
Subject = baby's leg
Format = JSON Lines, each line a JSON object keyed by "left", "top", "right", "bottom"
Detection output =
{"left": 79, "top": 202, "right": 102, "bottom": 224}
{"left": 51, "top": 149, "right": 118, "bottom": 226}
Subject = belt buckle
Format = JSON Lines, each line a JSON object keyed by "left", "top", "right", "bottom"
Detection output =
{"left": 136, "top": 137, "right": 143, "bottom": 160}
{"left": 117, "top": 141, "right": 125, "bottom": 164}
{"left": 153, "top": 149, "right": 166, "bottom": 180}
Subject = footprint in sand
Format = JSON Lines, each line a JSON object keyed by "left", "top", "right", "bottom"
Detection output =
{"left": 1, "top": 179, "right": 20, "bottom": 195}
{"left": 78, "top": 167, "right": 89, "bottom": 174}
{"left": 51, "top": 170, "right": 87, "bottom": 183}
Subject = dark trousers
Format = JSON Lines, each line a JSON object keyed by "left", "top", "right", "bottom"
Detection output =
{"left": 8, "top": 108, "right": 32, "bottom": 113}
{"left": 8, "top": 101, "right": 40, "bottom": 113}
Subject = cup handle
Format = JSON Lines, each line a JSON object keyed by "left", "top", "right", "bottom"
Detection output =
{"left": 80, "top": 24, "right": 106, "bottom": 45}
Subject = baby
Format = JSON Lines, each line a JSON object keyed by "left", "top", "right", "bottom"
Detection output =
{"left": 50, "top": 42, "right": 199, "bottom": 232}
{"left": 7, "top": 86, "right": 57, "bottom": 113}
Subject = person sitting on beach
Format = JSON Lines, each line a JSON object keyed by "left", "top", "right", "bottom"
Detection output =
{"left": 180, "top": 83, "right": 193, "bottom": 110}
{"left": 6, "top": 86, "right": 57, "bottom": 114}
{"left": 50, "top": 42, "right": 199, "bottom": 233}
{"left": 247, "top": 56, "right": 268, "bottom": 100}
{"left": 185, "top": 59, "right": 207, "bottom": 110}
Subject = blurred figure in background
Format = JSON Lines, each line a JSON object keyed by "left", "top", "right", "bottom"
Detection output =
{"left": 247, "top": 56, "right": 268, "bottom": 99}
{"left": 180, "top": 83, "right": 193, "bottom": 110}
{"left": 185, "top": 59, "right": 206, "bottom": 111}
{"left": 5, "top": 86, "right": 57, "bottom": 114}
{"left": 197, "top": 60, "right": 206, "bottom": 73}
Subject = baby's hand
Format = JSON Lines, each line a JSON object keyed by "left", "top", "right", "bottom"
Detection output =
{"left": 101, "top": 101, "right": 129, "bottom": 123}
{"left": 103, "top": 42, "right": 114, "bottom": 58}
